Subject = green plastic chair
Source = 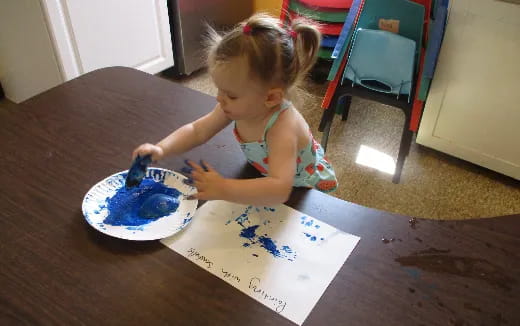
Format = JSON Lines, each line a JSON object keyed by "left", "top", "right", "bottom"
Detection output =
{"left": 289, "top": 0, "right": 348, "bottom": 23}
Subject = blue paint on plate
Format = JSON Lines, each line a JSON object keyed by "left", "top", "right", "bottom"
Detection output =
{"left": 102, "top": 178, "right": 181, "bottom": 228}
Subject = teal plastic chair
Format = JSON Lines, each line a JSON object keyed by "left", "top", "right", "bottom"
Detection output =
{"left": 343, "top": 0, "right": 424, "bottom": 72}
{"left": 345, "top": 28, "right": 416, "bottom": 101}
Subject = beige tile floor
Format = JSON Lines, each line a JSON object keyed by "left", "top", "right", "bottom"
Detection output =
{"left": 159, "top": 68, "right": 520, "bottom": 220}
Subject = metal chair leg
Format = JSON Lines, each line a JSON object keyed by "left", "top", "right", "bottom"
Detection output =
{"left": 318, "top": 107, "right": 330, "bottom": 132}
{"left": 392, "top": 114, "right": 413, "bottom": 183}
{"left": 319, "top": 92, "right": 343, "bottom": 151}
{"left": 341, "top": 96, "right": 352, "bottom": 121}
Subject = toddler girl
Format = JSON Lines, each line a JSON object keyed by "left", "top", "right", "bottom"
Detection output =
{"left": 133, "top": 13, "right": 337, "bottom": 205}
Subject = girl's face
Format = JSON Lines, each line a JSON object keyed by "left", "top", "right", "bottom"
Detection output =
{"left": 210, "top": 57, "right": 271, "bottom": 121}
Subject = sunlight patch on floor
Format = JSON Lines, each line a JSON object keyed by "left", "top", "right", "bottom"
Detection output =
{"left": 355, "top": 145, "right": 396, "bottom": 175}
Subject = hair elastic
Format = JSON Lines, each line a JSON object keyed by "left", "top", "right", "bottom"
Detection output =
{"left": 243, "top": 24, "right": 252, "bottom": 35}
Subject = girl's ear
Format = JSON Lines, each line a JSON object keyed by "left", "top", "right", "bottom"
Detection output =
{"left": 264, "top": 88, "right": 284, "bottom": 108}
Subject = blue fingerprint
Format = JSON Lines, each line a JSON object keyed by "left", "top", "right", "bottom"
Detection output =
{"left": 102, "top": 179, "right": 181, "bottom": 228}
{"left": 240, "top": 225, "right": 259, "bottom": 240}
{"left": 258, "top": 236, "right": 281, "bottom": 257}
{"left": 315, "top": 225, "right": 321, "bottom": 229}
{"left": 303, "top": 232, "right": 318, "bottom": 241}
{"left": 229, "top": 207, "right": 296, "bottom": 261}
{"left": 305, "top": 220, "right": 314, "bottom": 227}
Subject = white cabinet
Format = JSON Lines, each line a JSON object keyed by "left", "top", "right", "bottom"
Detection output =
{"left": 0, "top": 0, "right": 174, "bottom": 103}
{"left": 416, "top": 0, "right": 520, "bottom": 180}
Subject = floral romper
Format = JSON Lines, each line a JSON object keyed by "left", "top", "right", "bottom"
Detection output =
{"left": 233, "top": 101, "right": 338, "bottom": 193}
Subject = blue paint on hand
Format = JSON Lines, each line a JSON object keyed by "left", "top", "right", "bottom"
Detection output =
{"left": 125, "top": 155, "right": 152, "bottom": 188}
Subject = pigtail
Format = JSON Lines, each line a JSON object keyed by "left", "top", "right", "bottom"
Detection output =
{"left": 204, "top": 22, "right": 223, "bottom": 68}
{"left": 290, "top": 18, "right": 321, "bottom": 85}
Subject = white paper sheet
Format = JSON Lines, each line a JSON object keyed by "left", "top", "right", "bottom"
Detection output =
{"left": 161, "top": 200, "right": 360, "bottom": 325}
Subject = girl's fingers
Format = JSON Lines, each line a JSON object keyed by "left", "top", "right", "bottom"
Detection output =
{"left": 200, "top": 160, "right": 215, "bottom": 172}
{"left": 191, "top": 170, "right": 203, "bottom": 180}
{"left": 186, "top": 160, "right": 205, "bottom": 173}
{"left": 191, "top": 191, "right": 207, "bottom": 200}
{"left": 186, "top": 193, "right": 198, "bottom": 200}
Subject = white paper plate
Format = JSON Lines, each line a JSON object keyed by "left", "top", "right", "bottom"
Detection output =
{"left": 82, "top": 168, "right": 197, "bottom": 240}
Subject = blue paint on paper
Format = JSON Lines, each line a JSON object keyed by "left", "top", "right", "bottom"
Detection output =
{"left": 305, "top": 220, "right": 314, "bottom": 227}
{"left": 102, "top": 178, "right": 181, "bottom": 229}
{"left": 234, "top": 206, "right": 253, "bottom": 227}
{"left": 228, "top": 207, "right": 296, "bottom": 261}
{"left": 315, "top": 225, "right": 321, "bottom": 229}
{"left": 258, "top": 236, "right": 280, "bottom": 257}
{"left": 304, "top": 232, "right": 319, "bottom": 241}
{"left": 240, "top": 225, "right": 260, "bottom": 239}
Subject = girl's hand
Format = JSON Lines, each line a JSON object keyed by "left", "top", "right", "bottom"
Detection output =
{"left": 186, "top": 160, "right": 226, "bottom": 200}
{"left": 132, "top": 143, "right": 164, "bottom": 162}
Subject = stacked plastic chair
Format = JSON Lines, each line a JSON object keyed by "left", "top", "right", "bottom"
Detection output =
{"left": 281, "top": 0, "right": 352, "bottom": 82}
{"left": 317, "top": 0, "right": 436, "bottom": 183}
{"left": 411, "top": 0, "right": 449, "bottom": 131}
{"left": 344, "top": 0, "right": 425, "bottom": 102}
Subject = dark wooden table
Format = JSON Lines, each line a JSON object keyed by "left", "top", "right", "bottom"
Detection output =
{"left": 1, "top": 67, "right": 518, "bottom": 326}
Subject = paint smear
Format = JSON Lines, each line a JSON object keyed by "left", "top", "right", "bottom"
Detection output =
{"left": 103, "top": 178, "right": 181, "bottom": 229}
{"left": 229, "top": 206, "right": 296, "bottom": 261}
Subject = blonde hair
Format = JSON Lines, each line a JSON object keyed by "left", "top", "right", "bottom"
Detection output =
{"left": 206, "top": 13, "right": 321, "bottom": 91}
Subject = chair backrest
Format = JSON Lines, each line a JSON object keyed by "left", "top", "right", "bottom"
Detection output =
{"left": 410, "top": 0, "right": 432, "bottom": 43}
{"left": 354, "top": 0, "right": 425, "bottom": 65}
